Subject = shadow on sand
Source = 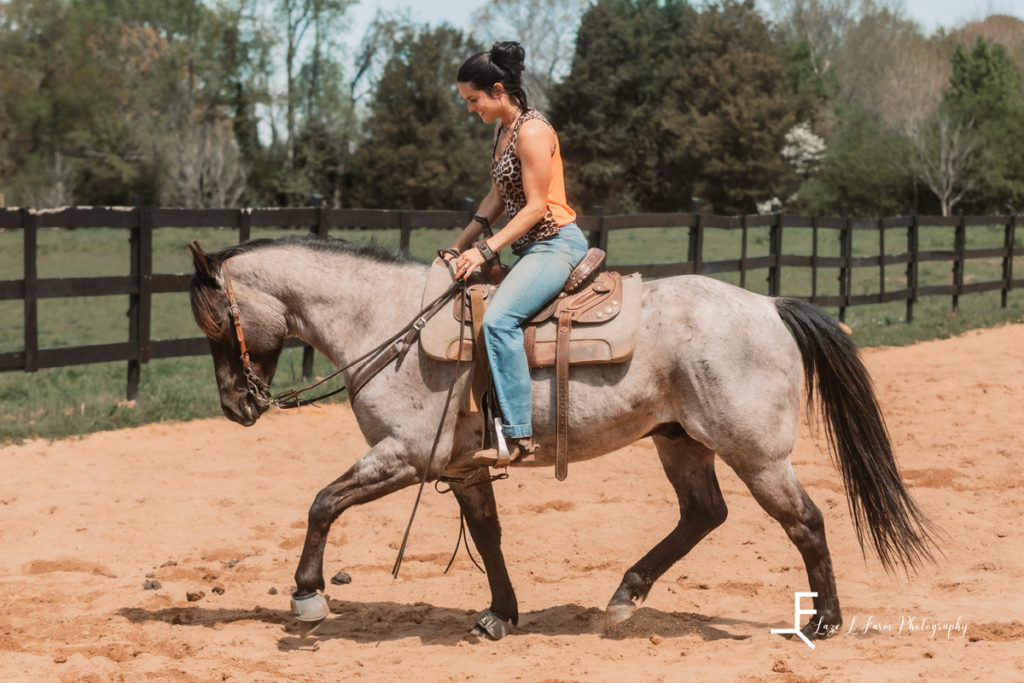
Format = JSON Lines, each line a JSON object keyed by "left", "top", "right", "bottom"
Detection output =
{"left": 119, "top": 597, "right": 768, "bottom": 651}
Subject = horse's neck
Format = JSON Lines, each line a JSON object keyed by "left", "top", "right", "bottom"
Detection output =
{"left": 238, "top": 247, "right": 428, "bottom": 366}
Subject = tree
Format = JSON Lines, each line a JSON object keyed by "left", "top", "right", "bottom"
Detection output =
{"left": 797, "top": 105, "right": 915, "bottom": 215}
{"left": 274, "top": 0, "right": 354, "bottom": 170}
{"left": 906, "top": 110, "right": 976, "bottom": 216}
{"left": 666, "top": 0, "right": 815, "bottom": 213}
{"left": 768, "top": 0, "right": 860, "bottom": 76}
{"left": 549, "top": 0, "right": 692, "bottom": 212}
{"left": 158, "top": 116, "right": 248, "bottom": 207}
{"left": 346, "top": 24, "right": 491, "bottom": 210}
{"left": 952, "top": 15, "right": 1024, "bottom": 75}
{"left": 942, "top": 38, "right": 1024, "bottom": 211}
{"left": 832, "top": 5, "right": 924, "bottom": 116}
{"left": 0, "top": 0, "right": 265, "bottom": 206}
{"left": 551, "top": 0, "right": 814, "bottom": 214}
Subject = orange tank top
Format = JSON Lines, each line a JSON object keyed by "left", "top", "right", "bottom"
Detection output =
{"left": 491, "top": 109, "right": 577, "bottom": 255}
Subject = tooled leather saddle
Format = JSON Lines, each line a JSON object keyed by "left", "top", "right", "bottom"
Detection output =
{"left": 420, "top": 249, "right": 642, "bottom": 480}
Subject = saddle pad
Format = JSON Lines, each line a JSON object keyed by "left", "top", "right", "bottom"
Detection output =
{"left": 420, "top": 258, "right": 642, "bottom": 366}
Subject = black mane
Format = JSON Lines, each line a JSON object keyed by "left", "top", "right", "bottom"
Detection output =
{"left": 208, "top": 233, "right": 422, "bottom": 265}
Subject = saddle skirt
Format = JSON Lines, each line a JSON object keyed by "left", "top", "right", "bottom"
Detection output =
{"left": 420, "top": 258, "right": 642, "bottom": 367}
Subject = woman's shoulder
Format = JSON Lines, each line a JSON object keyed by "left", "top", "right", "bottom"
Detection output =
{"left": 518, "top": 110, "right": 555, "bottom": 138}
{"left": 516, "top": 117, "right": 556, "bottom": 152}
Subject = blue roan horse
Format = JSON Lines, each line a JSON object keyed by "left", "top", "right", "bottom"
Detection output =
{"left": 188, "top": 235, "right": 935, "bottom": 642}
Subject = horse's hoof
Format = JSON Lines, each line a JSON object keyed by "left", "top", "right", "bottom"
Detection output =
{"left": 605, "top": 600, "right": 636, "bottom": 627}
{"left": 469, "top": 608, "right": 513, "bottom": 640}
{"left": 291, "top": 591, "right": 330, "bottom": 622}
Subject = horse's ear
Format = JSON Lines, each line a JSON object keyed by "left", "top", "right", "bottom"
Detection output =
{"left": 188, "top": 241, "right": 218, "bottom": 281}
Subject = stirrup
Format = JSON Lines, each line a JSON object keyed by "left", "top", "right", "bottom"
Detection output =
{"left": 472, "top": 435, "right": 536, "bottom": 468}
{"left": 472, "top": 418, "right": 511, "bottom": 467}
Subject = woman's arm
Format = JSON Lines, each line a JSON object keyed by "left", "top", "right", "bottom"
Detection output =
{"left": 448, "top": 183, "right": 505, "bottom": 253}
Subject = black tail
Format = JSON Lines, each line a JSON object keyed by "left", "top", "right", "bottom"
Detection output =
{"left": 775, "top": 297, "right": 938, "bottom": 573}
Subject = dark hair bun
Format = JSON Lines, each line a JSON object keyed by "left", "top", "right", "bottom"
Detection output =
{"left": 490, "top": 41, "right": 526, "bottom": 75}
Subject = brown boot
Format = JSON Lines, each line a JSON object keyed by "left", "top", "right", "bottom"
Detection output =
{"left": 472, "top": 437, "right": 537, "bottom": 468}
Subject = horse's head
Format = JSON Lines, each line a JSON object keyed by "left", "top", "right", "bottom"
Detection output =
{"left": 188, "top": 241, "right": 287, "bottom": 426}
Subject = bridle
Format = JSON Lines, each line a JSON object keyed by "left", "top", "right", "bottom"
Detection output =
{"left": 221, "top": 260, "right": 274, "bottom": 408}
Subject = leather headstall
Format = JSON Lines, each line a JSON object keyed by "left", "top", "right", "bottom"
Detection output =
{"left": 220, "top": 260, "right": 273, "bottom": 408}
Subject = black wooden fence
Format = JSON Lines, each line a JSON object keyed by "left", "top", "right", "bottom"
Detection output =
{"left": 1, "top": 206, "right": 1020, "bottom": 401}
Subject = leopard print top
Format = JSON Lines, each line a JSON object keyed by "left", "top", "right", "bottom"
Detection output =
{"left": 491, "top": 109, "right": 562, "bottom": 255}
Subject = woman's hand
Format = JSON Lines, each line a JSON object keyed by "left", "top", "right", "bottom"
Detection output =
{"left": 454, "top": 245, "right": 487, "bottom": 280}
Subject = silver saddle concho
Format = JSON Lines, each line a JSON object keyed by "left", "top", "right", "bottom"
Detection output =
{"left": 420, "top": 248, "right": 643, "bottom": 480}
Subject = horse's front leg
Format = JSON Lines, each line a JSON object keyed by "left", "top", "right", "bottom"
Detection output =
{"left": 449, "top": 470, "right": 518, "bottom": 640}
{"left": 291, "top": 439, "right": 419, "bottom": 624}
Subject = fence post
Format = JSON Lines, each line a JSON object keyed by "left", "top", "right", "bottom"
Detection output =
{"left": 22, "top": 208, "right": 38, "bottom": 373}
{"left": 907, "top": 211, "right": 918, "bottom": 323}
{"left": 126, "top": 207, "right": 153, "bottom": 402}
{"left": 878, "top": 217, "right": 886, "bottom": 303}
{"left": 1002, "top": 213, "right": 1016, "bottom": 309}
{"left": 127, "top": 213, "right": 140, "bottom": 401}
{"left": 739, "top": 213, "right": 748, "bottom": 290}
{"left": 302, "top": 205, "right": 329, "bottom": 379}
{"left": 953, "top": 210, "right": 965, "bottom": 312}
{"left": 838, "top": 213, "right": 852, "bottom": 323}
{"left": 811, "top": 215, "right": 819, "bottom": 302}
{"left": 768, "top": 213, "right": 782, "bottom": 297}
{"left": 690, "top": 212, "right": 704, "bottom": 275}
{"left": 239, "top": 207, "right": 251, "bottom": 242}
{"left": 587, "top": 205, "right": 605, "bottom": 250}
{"left": 399, "top": 211, "right": 412, "bottom": 252}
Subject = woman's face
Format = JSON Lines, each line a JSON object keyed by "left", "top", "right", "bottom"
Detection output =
{"left": 458, "top": 82, "right": 504, "bottom": 123}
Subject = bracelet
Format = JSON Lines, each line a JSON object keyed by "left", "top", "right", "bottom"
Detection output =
{"left": 473, "top": 239, "right": 497, "bottom": 263}
{"left": 472, "top": 214, "right": 492, "bottom": 235}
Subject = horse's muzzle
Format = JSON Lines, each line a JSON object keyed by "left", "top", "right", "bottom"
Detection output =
{"left": 222, "top": 395, "right": 262, "bottom": 426}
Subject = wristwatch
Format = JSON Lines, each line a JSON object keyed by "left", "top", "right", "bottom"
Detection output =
{"left": 473, "top": 239, "right": 497, "bottom": 263}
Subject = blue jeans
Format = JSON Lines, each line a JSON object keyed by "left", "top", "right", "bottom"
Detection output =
{"left": 482, "top": 223, "right": 589, "bottom": 439}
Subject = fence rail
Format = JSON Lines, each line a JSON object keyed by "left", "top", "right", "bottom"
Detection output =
{"left": 1, "top": 206, "right": 1021, "bottom": 400}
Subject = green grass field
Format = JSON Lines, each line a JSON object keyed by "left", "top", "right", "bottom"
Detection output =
{"left": 1, "top": 220, "right": 1021, "bottom": 443}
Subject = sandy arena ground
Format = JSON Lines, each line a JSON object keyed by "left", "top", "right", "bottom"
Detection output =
{"left": 1, "top": 324, "right": 1022, "bottom": 682}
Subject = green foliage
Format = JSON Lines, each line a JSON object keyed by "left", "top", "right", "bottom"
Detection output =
{"left": 671, "top": 0, "right": 814, "bottom": 213}
{"left": 799, "top": 105, "right": 916, "bottom": 215}
{"left": 785, "top": 38, "right": 839, "bottom": 107}
{"left": 945, "top": 38, "right": 1024, "bottom": 212}
{"left": 3, "top": 0, "right": 1024, "bottom": 216}
{"left": 0, "top": 0, "right": 264, "bottom": 206}
{"left": 552, "top": 0, "right": 812, "bottom": 214}
{"left": 550, "top": 0, "right": 693, "bottom": 212}
{"left": 346, "top": 24, "right": 492, "bottom": 210}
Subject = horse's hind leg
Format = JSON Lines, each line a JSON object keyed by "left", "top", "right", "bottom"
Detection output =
{"left": 607, "top": 431, "right": 728, "bottom": 625}
{"left": 449, "top": 472, "right": 518, "bottom": 639}
{"left": 731, "top": 456, "right": 841, "bottom": 640}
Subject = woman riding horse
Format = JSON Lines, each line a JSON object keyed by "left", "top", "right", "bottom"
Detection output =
{"left": 447, "top": 41, "right": 588, "bottom": 466}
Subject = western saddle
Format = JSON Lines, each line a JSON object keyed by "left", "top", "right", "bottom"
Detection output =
{"left": 430, "top": 247, "right": 638, "bottom": 481}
